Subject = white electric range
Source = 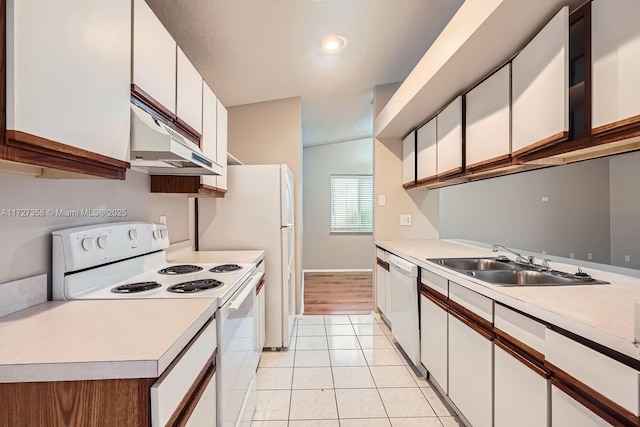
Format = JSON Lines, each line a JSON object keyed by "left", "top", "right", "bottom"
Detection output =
{"left": 51, "top": 221, "right": 261, "bottom": 427}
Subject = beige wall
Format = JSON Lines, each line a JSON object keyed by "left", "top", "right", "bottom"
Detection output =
{"left": 439, "top": 159, "right": 612, "bottom": 264}
{"left": 373, "top": 83, "right": 440, "bottom": 241}
{"left": 0, "top": 170, "right": 191, "bottom": 288}
{"left": 303, "top": 139, "right": 374, "bottom": 270}
{"left": 225, "top": 97, "right": 304, "bottom": 312}
{"left": 610, "top": 152, "right": 640, "bottom": 269}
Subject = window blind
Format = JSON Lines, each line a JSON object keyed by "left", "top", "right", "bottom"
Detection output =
{"left": 330, "top": 174, "right": 373, "bottom": 233}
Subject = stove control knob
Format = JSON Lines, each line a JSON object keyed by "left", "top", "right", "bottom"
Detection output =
{"left": 160, "top": 229, "right": 168, "bottom": 239}
{"left": 97, "top": 235, "right": 108, "bottom": 249}
{"left": 128, "top": 229, "right": 138, "bottom": 240}
{"left": 81, "top": 237, "right": 95, "bottom": 252}
{"left": 152, "top": 230, "right": 161, "bottom": 240}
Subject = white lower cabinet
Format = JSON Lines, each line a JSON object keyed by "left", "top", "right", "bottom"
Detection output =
{"left": 494, "top": 345, "right": 548, "bottom": 427}
{"left": 552, "top": 386, "right": 612, "bottom": 427}
{"left": 448, "top": 313, "right": 493, "bottom": 427}
{"left": 258, "top": 288, "right": 266, "bottom": 351}
{"left": 420, "top": 294, "right": 448, "bottom": 392}
{"left": 185, "top": 372, "right": 216, "bottom": 427}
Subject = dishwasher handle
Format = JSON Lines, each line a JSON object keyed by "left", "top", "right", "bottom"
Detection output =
{"left": 387, "top": 254, "right": 418, "bottom": 278}
{"left": 229, "top": 272, "right": 263, "bottom": 311}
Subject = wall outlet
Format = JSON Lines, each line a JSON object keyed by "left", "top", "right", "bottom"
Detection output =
{"left": 400, "top": 214, "right": 412, "bottom": 226}
{"left": 378, "top": 195, "right": 386, "bottom": 207}
{"left": 626, "top": 255, "right": 631, "bottom": 262}
{"left": 542, "top": 250, "right": 547, "bottom": 255}
{"left": 159, "top": 215, "right": 167, "bottom": 225}
{"left": 570, "top": 253, "right": 575, "bottom": 259}
{"left": 588, "top": 253, "right": 593, "bottom": 260}
{"left": 542, "top": 196, "right": 549, "bottom": 202}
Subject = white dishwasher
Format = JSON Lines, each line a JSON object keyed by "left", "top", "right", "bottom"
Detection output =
{"left": 388, "top": 254, "right": 420, "bottom": 365}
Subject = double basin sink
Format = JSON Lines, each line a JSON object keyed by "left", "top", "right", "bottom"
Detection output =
{"left": 428, "top": 257, "right": 609, "bottom": 287}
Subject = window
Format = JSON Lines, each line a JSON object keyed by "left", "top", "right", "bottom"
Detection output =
{"left": 330, "top": 174, "right": 373, "bottom": 233}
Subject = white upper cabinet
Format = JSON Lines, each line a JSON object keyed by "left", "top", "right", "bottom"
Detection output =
{"left": 466, "top": 64, "right": 511, "bottom": 168}
{"left": 177, "top": 48, "right": 203, "bottom": 134}
{"left": 201, "top": 83, "right": 218, "bottom": 188}
{"left": 6, "top": 0, "right": 131, "bottom": 162}
{"left": 416, "top": 117, "right": 437, "bottom": 183}
{"left": 592, "top": 0, "right": 640, "bottom": 130}
{"left": 436, "top": 96, "right": 463, "bottom": 176}
{"left": 402, "top": 132, "right": 416, "bottom": 186}
{"left": 132, "top": 0, "right": 177, "bottom": 114}
{"left": 512, "top": 6, "right": 569, "bottom": 155}
{"left": 216, "top": 100, "right": 229, "bottom": 191}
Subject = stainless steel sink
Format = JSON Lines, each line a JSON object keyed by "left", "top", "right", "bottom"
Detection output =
{"left": 428, "top": 257, "right": 609, "bottom": 287}
{"left": 431, "top": 258, "right": 518, "bottom": 271}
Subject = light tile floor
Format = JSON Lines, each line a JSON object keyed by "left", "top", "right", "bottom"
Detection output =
{"left": 252, "top": 313, "right": 463, "bottom": 427}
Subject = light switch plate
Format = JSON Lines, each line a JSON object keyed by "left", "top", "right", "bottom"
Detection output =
{"left": 159, "top": 215, "right": 167, "bottom": 225}
{"left": 378, "top": 195, "right": 386, "bottom": 206}
{"left": 400, "top": 214, "right": 412, "bottom": 226}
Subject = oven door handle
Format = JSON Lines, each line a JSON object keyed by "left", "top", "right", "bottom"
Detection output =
{"left": 229, "top": 272, "right": 263, "bottom": 312}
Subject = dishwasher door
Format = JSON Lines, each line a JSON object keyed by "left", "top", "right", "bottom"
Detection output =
{"left": 387, "top": 254, "right": 420, "bottom": 365}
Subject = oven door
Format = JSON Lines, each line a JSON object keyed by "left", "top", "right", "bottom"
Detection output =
{"left": 217, "top": 271, "right": 262, "bottom": 427}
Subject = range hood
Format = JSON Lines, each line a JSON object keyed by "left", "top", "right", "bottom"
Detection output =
{"left": 130, "top": 103, "right": 222, "bottom": 176}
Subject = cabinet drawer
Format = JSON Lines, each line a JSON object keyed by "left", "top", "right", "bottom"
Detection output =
{"left": 545, "top": 329, "right": 640, "bottom": 416}
{"left": 376, "top": 248, "right": 387, "bottom": 261}
{"left": 449, "top": 281, "right": 493, "bottom": 323}
{"left": 494, "top": 304, "right": 545, "bottom": 355}
{"left": 420, "top": 268, "right": 448, "bottom": 297}
{"left": 151, "top": 319, "right": 217, "bottom": 426}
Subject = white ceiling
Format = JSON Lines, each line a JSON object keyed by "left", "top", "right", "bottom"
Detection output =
{"left": 145, "top": 0, "right": 464, "bottom": 147}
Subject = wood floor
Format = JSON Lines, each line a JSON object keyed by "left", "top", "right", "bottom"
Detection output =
{"left": 303, "top": 272, "right": 373, "bottom": 315}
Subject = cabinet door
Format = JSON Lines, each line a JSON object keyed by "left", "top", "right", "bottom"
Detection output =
{"left": 132, "top": 0, "right": 177, "bottom": 114}
{"left": 202, "top": 83, "right": 218, "bottom": 188}
{"left": 185, "top": 371, "right": 216, "bottom": 427}
{"left": 592, "top": 0, "right": 640, "bottom": 130}
{"left": 402, "top": 132, "right": 416, "bottom": 186}
{"left": 420, "top": 294, "right": 448, "bottom": 393}
{"left": 416, "top": 117, "right": 437, "bottom": 183}
{"left": 376, "top": 263, "right": 387, "bottom": 315}
{"left": 494, "top": 345, "right": 548, "bottom": 427}
{"left": 6, "top": 0, "right": 131, "bottom": 162}
{"left": 466, "top": 64, "right": 511, "bottom": 169}
{"left": 512, "top": 7, "right": 569, "bottom": 156}
{"left": 177, "top": 48, "right": 203, "bottom": 134}
{"left": 259, "top": 290, "right": 266, "bottom": 350}
{"left": 436, "top": 96, "right": 463, "bottom": 177}
{"left": 216, "top": 100, "right": 229, "bottom": 191}
{"left": 448, "top": 313, "right": 493, "bottom": 427}
{"left": 552, "top": 386, "right": 612, "bottom": 427}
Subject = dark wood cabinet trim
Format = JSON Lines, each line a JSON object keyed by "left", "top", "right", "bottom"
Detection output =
{"left": 494, "top": 327, "right": 545, "bottom": 364}
{"left": 415, "top": 175, "right": 439, "bottom": 186}
{"left": 447, "top": 298, "right": 493, "bottom": 333}
{"left": 376, "top": 258, "right": 390, "bottom": 272}
{"left": 167, "top": 355, "right": 216, "bottom": 427}
{"left": 0, "top": 378, "right": 155, "bottom": 426}
{"left": 495, "top": 336, "right": 549, "bottom": 379}
{"left": 2, "top": 131, "right": 129, "bottom": 180}
{"left": 131, "top": 84, "right": 176, "bottom": 122}
{"left": 466, "top": 154, "right": 512, "bottom": 173}
{"left": 403, "top": 181, "right": 417, "bottom": 189}
{"left": 436, "top": 166, "right": 464, "bottom": 179}
{"left": 449, "top": 307, "right": 494, "bottom": 341}
{"left": 550, "top": 363, "right": 639, "bottom": 427}
{"left": 174, "top": 117, "right": 202, "bottom": 142}
{"left": 420, "top": 284, "right": 447, "bottom": 306}
{"left": 150, "top": 176, "right": 226, "bottom": 198}
{"left": 256, "top": 276, "right": 266, "bottom": 294}
{"left": 512, "top": 131, "right": 570, "bottom": 158}
{"left": 420, "top": 287, "right": 449, "bottom": 312}
{"left": 592, "top": 114, "right": 640, "bottom": 146}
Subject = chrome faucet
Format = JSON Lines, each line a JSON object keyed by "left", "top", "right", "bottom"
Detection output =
{"left": 492, "top": 244, "right": 534, "bottom": 266}
{"left": 541, "top": 259, "right": 552, "bottom": 272}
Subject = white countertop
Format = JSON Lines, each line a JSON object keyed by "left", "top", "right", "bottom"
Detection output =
{"left": 0, "top": 299, "right": 216, "bottom": 383}
{"left": 376, "top": 239, "right": 640, "bottom": 361}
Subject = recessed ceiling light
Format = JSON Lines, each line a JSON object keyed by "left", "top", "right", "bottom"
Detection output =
{"left": 322, "top": 36, "right": 347, "bottom": 54}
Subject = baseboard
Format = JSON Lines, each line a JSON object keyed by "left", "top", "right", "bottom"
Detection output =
{"left": 303, "top": 269, "right": 373, "bottom": 273}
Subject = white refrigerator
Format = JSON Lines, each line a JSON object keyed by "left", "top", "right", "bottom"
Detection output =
{"left": 199, "top": 164, "right": 296, "bottom": 349}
